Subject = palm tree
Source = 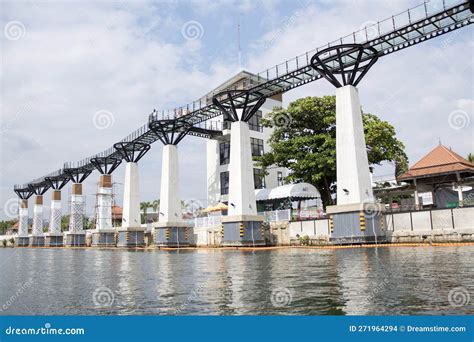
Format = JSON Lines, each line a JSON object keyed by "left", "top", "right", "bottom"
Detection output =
{"left": 140, "top": 201, "right": 151, "bottom": 224}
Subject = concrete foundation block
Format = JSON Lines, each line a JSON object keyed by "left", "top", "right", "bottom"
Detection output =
{"left": 155, "top": 226, "right": 192, "bottom": 247}
{"left": 16, "top": 237, "right": 30, "bottom": 247}
{"left": 65, "top": 233, "right": 86, "bottom": 247}
{"left": 45, "top": 234, "right": 63, "bottom": 247}
{"left": 116, "top": 230, "right": 145, "bottom": 247}
{"left": 221, "top": 220, "right": 266, "bottom": 247}
{"left": 30, "top": 236, "right": 45, "bottom": 247}
{"left": 91, "top": 231, "right": 116, "bottom": 247}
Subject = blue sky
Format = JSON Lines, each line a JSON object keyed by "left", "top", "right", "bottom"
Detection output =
{"left": 0, "top": 0, "right": 473, "bottom": 220}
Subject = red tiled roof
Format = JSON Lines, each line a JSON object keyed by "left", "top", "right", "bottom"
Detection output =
{"left": 398, "top": 144, "right": 474, "bottom": 180}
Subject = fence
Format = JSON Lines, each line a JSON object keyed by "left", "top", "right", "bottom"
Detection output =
{"left": 384, "top": 206, "right": 474, "bottom": 232}
{"left": 194, "top": 216, "right": 223, "bottom": 228}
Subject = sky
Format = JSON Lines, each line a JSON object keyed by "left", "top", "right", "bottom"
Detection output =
{"left": 0, "top": 0, "right": 473, "bottom": 220}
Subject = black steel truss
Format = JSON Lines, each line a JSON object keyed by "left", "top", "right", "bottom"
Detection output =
{"left": 90, "top": 156, "right": 122, "bottom": 175}
{"left": 28, "top": 182, "right": 50, "bottom": 196}
{"left": 148, "top": 119, "right": 192, "bottom": 145}
{"left": 64, "top": 166, "right": 93, "bottom": 184}
{"left": 45, "top": 174, "right": 70, "bottom": 190}
{"left": 114, "top": 142, "right": 151, "bottom": 163}
{"left": 14, "top": 185, "right": 35, "bottom": 200}
{"left": 15, "top": 0, "right": 474, "bottom": 192}
{"left": 212, "top": 90, "right": 266, "bottom": 123}
{"left": 310, "top": 44, "right": 378, "bottom": 87}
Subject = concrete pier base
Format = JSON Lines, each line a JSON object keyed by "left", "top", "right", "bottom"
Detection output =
{"left": 16, "top": 236, "right": 30, "bottom": 247}
{"left": 30, "top": 236, "right": 45, "bottom": 247}
{"left": 154, "top": 222, "right": 191, "bottom": 247}
{"left": 116, "top": 228, "right": 145, "bottom": 247}
{"left": 65, "top": 232, "right": 86, "bottom": 247}
{"left": 45, "top": 233, "right": 63, "bottom": 247}
{"left": 221, "top": 215, "right": 266, "bottom": 247}
{"left": 327, "top": 203, "right": 386, "bottom": 244}
{"left": 91, "top": 229, "right": 116, "bottom": 247}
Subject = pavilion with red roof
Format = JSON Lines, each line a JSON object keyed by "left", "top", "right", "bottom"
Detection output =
{"left": 397, "top": 144, "right": 474, "bottom": 208}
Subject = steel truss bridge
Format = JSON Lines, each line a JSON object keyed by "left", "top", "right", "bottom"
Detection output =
{"left": 14, "top": 0, "right": 474, "bottom": 194}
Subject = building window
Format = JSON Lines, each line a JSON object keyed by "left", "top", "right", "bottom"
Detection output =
{"left": 219, "top": 141, "right": 230, "bottom": 165}
{"left": 254, "top": 168, "right": 265, "bottom": 189}
{"left": 277, "top": 171, "right": 284, "bottom": 186}
{"left": 248, "top": 110, "right": 262, "bottom": 132}
{"left": 220, "top": 171, "right": 229, "bottom": 195}
{"left": 250, "top": 138, "right": 264, "bottom": 157}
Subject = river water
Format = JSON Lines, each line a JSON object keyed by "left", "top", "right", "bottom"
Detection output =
{"left": 0, "top": 247, "right": 472, "bottom": 315}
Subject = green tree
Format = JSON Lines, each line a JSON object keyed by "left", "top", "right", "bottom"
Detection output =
{"left": 467, "top": 153, "right": 474, "bottom": 163}
{"left": 258, "top": 96, "right": 408, "bottom": 208}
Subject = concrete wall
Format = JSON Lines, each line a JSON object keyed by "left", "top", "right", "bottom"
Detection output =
{"left": 385, "top": 206, "right": 474, "bottom": 243}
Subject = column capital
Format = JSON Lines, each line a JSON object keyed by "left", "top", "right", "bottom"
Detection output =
{"left": 310, "top": 44, "right": 378, "bottom": 88}
{"left": 212, "top": 90, "right": 265, "bottom": 123}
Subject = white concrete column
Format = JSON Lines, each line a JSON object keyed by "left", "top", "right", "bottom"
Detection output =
{"left": 97, "top": 174, "right": 113, "bottom": 230}
{"left": 32, "top": 195, "right": 44, "bottom": 236}
{"left": 335, "top": 85, "right": 373, "bottom": 205}
{"left": 122, "top": 162, "right": 141, "bottom": 228}
{"left": 456, "top": 173, "right": 464, "bottom": 207}
{"left": 18, "top": 199, "right": 29, "bottom": 237}
{"left": 159, "top": 144, "right": 182, "bottom": 223}
{"left": 413, "top": 179, "right": 420, "bottom": 209}
{"left": 69, "top": 183, "right": 84, "bottom": 232}
{"left": 228, "top": 120, "right": 257, "bottom": 216}
{"left": 49, "top": 190, "right": 62, "bottom": 234}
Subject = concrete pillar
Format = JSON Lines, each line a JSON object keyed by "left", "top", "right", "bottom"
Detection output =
{"left": 17, "top": 199, "right": 30, "bottom": 246}
{"left": 228, "top": 120, "right": 257, "bottom": 216}
{"left": 118, "top": 162, "right": 145, "bottom": 247}
{"left": 69, "top": 183, "right": 84, "bottom": 232}
{"left": 122, "top": 162, "right": 140, "bottom": 228}
{"left": 65, "top": 183, "right": 86, "bottom": 246}
{"left": 97, "top": 174, "right": 113, "bottom": 230}
{"left": 46, "top": 190, "right": 63, "bottom": 247}
{"left": 92, "top": 174, "right": 116, "bottom": 247}
{"left": 154, "top": 144, "right": 190, "bottom": 247}
{"left": 220, "top": 119, "right": 264, "bottom": 247}
{"left": 18, "top": 199, "right": 29, "bottom": 236}
{"left": 49, "top": 190, "right": 62, "bottom": 234}
{"left": 30, "top": 195, "right": 45, "bottom": 246}
{"left": 413, "top": 179, "right": 420, "bottom": 209}
{"left": 456, "top": 173, "right": 463, "bottom": 207}
{"left": 159, "top": 145, "right": 182, "bottom": 223}
{"left": 335, "top": 85, "right": 373, "bottom": 205}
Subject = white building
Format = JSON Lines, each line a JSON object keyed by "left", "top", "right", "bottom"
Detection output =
{"left": 206, "top": 71, "right": 288, "bottom": 210}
